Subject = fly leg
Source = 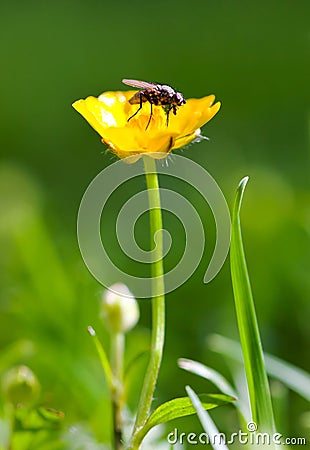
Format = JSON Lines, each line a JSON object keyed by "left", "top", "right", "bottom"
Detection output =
{"left": 127, "top": 92, "right": 144, "bottom": 122}
{"left": 165, "top": 105, "right": 173, "bottom": 127}
{"left": 145, "top": 102, "right": 153, "bottom": 130}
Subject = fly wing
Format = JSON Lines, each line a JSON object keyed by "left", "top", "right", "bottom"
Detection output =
{"left": 122, "top": 79, "right": 157, "bottom": 90}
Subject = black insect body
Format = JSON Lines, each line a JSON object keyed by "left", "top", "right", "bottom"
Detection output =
{"left": 122, "top": 79, "right": 186, "bottom": 130}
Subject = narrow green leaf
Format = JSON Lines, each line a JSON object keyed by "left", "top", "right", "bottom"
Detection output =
{"left": 208, "top": 334, "right": 310, "bottom": 401}
{"left": 264, "top": 354, "right": 310, "bottom": 401}
{"left": 15, "top": 407, "right": 64, "bottom": 431}
{"left": 135, "top": 393, "right": 235, "bottom": 443}
{"left": 87, "top": 326, "right": 113, "bottom": 391}
{"left": 37, "top": 407, "right": 64, "bottom": 423}
{"left": 147, "top": 394, "right": 234, "bottom": 427}
{"left": 178, "top": 358, "right": 237, "bottom": 398}
{"left": 186, "top": 386, "right": 229, "bottom": 450}
{"left": 230, "top": 177, "right": 275, "bottom": 432}
{"left": 178, "top": 358, "right": 249, "bottom": 421}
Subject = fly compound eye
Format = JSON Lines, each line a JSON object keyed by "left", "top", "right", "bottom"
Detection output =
{"left": 175, "top": 92, "right": 185, "bottom": 105}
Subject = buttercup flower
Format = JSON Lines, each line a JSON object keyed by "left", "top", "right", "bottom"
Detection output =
{"left": 72, "top": 89, "right": 220, "bottom": 163}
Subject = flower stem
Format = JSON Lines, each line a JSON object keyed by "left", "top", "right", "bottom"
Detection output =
{"left": 129, "top": 156, "right": 165, "bottom": 449}
{"left": 111, "top": 331, "right": 125, "bottom": 450}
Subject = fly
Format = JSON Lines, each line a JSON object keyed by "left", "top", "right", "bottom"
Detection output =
{"left": 122, "top": 79, "right": 186, "bottom": 130}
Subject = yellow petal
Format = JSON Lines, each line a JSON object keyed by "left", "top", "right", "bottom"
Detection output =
{"left": 101, "top": 127, "right": 139, "bottom": 153}
{"left": 168, "top": 96, "right": 221, "bottom": 136}
{"left": 97, "top": 91, "right": 137, "bottom": 127}
{"left": 101, "top": 127, "right": 177, "bottom": 160}
{"left": 72, "top": 98, "right": 108, "bottom": 137}
{"left": 135, "top": 130, "right": 177, "bottom": 153}
{"left": 172, "top": 129, "right": 201, "bottom": 150}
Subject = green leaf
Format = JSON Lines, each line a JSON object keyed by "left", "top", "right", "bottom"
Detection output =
{"left": 264, "top": 354, "right": 310, "bottom": 401}
{"left": 134, "top": 393, "right": 235, "bottom": 444}
{"left": 178, "top": 358, "right": 237, "bottom": 398}
{"left": 230, "top": 177, "right": 275, "bottom": 432}
{"left": 186, "top": 386, "right": 229, "bottom": 450}
{"left": 15, "top": 406, "right": 64, "bottom": 432}
{"left": 208, "top": 334, "right": 310, "bottom": 401}
{"left": 37, "top": 407, "right": 65, "bottom": 423}
{"left": 178, "top": 358, "right": 249, "bottom": 422}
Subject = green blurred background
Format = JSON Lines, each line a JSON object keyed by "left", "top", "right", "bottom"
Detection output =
{"left": 1, "top": 0, "right": 309, "bottom": 447}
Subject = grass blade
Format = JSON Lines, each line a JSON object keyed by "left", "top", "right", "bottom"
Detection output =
{"left": 186, "top": 386, "right": 229, "bottom": 450}
{"left": 208, "top": 334, "right": 310, "bottom": 401}
{"left": 178, "top": 358, "right": 250, "bottom": 421}
{"left": 178, "top": 358, "right": 237, "bottom": 398}
{"left": 264, "top": 354, "right": 310, "bottom": 401}
{"left": 230, "top": 177, "right": 275, "bottom": 432}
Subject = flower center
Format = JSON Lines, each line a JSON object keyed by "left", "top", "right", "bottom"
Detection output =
{"left": 128, "top": 106, "right": 166, "bottom": 132}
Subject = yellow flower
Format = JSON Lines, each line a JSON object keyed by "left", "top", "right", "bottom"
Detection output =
{"left": 72, "top": 90, "right": 220, "bottom": 163}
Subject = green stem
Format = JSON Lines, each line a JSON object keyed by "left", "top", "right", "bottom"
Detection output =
{"left": 129, "top": 156, "right": 165, "bottom": 449}
{"left": 111, "top": 332, "right": 125, "bottom": 450}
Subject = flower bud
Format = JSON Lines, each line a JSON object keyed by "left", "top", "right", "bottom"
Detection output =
{"left": 100, "top": 283, "right": 139, "bottom": 334}
{"left": 2, "top": 365, "right": 40, "bottom": 406}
